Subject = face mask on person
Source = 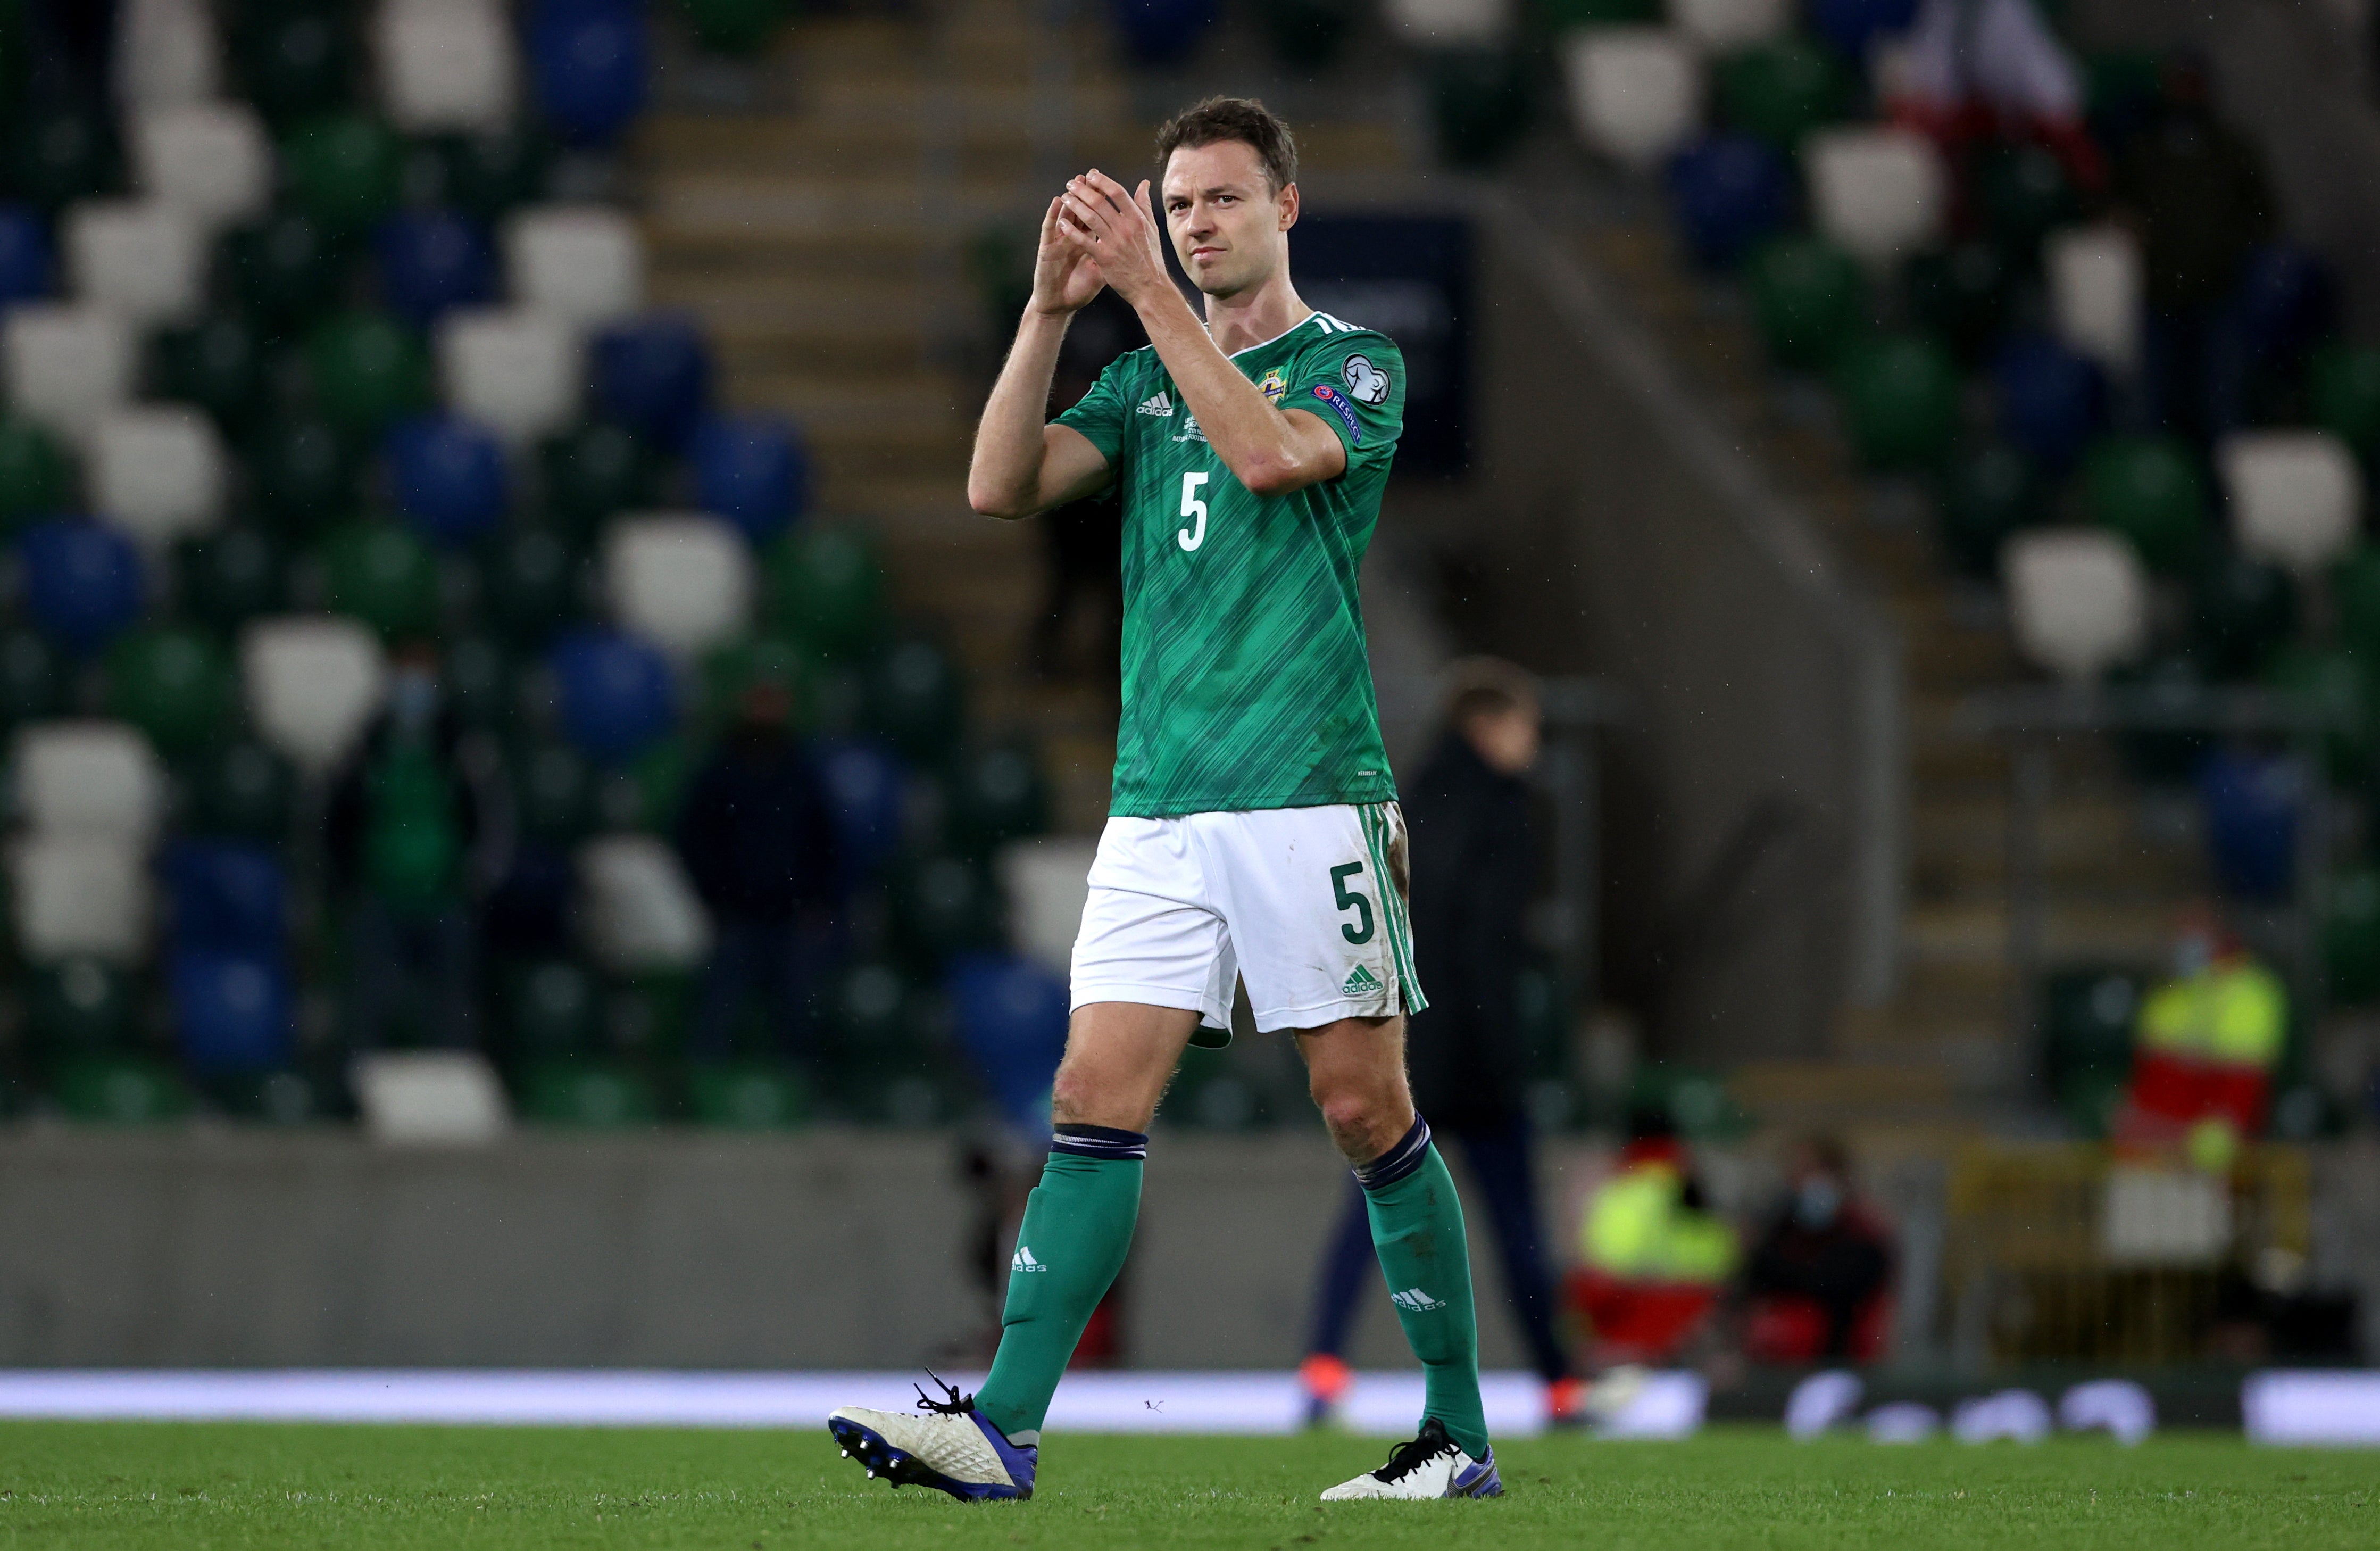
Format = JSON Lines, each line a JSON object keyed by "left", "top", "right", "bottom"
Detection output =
{"left": 1794, "top": 1178, "right": 1843, "bottom": 1231}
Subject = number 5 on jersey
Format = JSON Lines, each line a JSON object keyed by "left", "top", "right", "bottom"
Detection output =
{"left": 1178, "top": 471, "right": 1208, "bottom": 552}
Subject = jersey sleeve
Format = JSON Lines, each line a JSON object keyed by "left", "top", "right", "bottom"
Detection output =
{"left": 1285, "top": 330, "right": 1404, "bottom": 474}
{"left": 1052, "top": 354, "right": 1131, "bottom": 461}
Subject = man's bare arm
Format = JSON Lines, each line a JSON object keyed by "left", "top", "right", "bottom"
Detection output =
{"left": 966, "top": 197, "right": 1117, "bottom": 520}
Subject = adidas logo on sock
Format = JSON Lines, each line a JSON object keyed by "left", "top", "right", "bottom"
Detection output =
{"left": 1011, "top": 1246, "right": 1048, "bottom": 1274}
{"left": 1136, "top": 392, "right": 1175, "bottom": 417}
{"left": 1341, "top": 965, "right": 1383, "bottom": 996}
{"left": 1391, "top": 1287, "right": 1446, "bottom": 1312}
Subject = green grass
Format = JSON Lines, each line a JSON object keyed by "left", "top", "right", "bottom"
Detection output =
{"left": 0, "top": 1422, "right": 2371, "bottom": 1550}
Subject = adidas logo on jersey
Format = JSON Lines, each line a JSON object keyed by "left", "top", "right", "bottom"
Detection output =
{"left": 1341, "top": 965, "right": 1383, "bottom": 996}
{"left": 1391, "top": 1287, "right": 1446, "bottom": 1312}
{"left": 1136, "top": 392, "right": 1175, "bottom": 417}
{"left": 1011, "top": 1246, "right": 1048, "bottom": 1274}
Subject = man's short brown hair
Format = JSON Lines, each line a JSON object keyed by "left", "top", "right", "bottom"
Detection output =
{"left": 1154, "top": 96, "right": 1299, "bottom": 194}
{"left": 1441, "top": 656, "right": 1539, "bottom": 731}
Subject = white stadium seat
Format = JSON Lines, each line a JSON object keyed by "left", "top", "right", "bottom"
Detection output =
{"left": 504, "top": 206, "right": 644, "bottom": 329}
{"left": 92, "top": 407, "right": 227, "bottom": 548}
{"left": 130, "top": 102, "right": 272, "bottom": 232}
{"left": 1383, "top": 0, "right": 1514, "bottom": 47}
{"left": 1670, "top": 0, "right": 1791, "bottom": 49}
{"left": 374, "top": 0, "right": 519, "bottom": 134}
{"left": 604, "top": 513, "right": 754, "bottom": 657}
{"left": 351, "top": 1051, "right": 511, "bottom": 1144}
{"left": 2, "top": 305, "right": 137, "bottom": 445}
{"left": 64, "top": 200, "right": 206, "bottom": 326}
{"left": 2046, "top": 223, "right": 2142, "bottom": 378}
{"left": 2003, "top": 528, "right": 2148, "bottom": 680}
{"left": 1807, "top": 127, "right": 1948, "bottom": 266}
{"left": 2222, "top": 430, "right": 2360, "bottom": 571}
{"left": 8, "top": 835, "right": 152, "bottom": 963}
{"left": 997, "top": 836, "right": 1100, "bottom": 980}
{"left": 241, "top": 617, "right": 388, "bottom": 775}
{"left": 113, "top": 0, "right": 221, "bottom": 110}
{"left": 436, "top": 308, "right": 580, "bottom": 444}
{"left": 13, "top": 721, "right": 165, "bottom": 842}
{"left": 578, "top": 834, "right": 713, "bottom": 973}
{"left": 1562, "top": 28, "right": 1703, "bottom": 171}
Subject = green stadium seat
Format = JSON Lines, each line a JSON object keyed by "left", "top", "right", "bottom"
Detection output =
{"left": 479, "top": 525, "right": 583, "bottom": 646}
{"left": 2333, "top": 545, "right": 2380, "bottom": 658}
{"left": 185, "top": 738, "right": 294, "bottom": 842}
{"left": 223, "top": 212, "right": 347, "bottom": 332}
{"left": 10, "top": 100, "right": 117, "bottom": 211}
{"left": 1974, "top": 140, "right": 2074, "bottom": 262}
{"left": 155, "top": 315, "right": 264, "bottom": 432}
{"left": 1935, "top": 442, "right": 2041, "bottom": 578}
{"left": 515, "top": 1058, "right": 657, "bottom": 1127}
{"left": 1715, "top": 36, "right": 1847, "bottom": 151}
{"left": 540, "top": 421, "right": 654, "bottom": 535}
{"left": 2311, "top": 343, "right": 2380, "bottom": 458}
{"left": 431, "top": 127, "right": 554, "bottom": 222}
{"left": 768, "top": 525, "right": 885, "bottom": 659}
{"left": 1261, "top": 0, "right": 1357, "bottom": 71}
{"left": 892, "top": 853, "right": 1001, "bottom": 966}
{"left": 948, "top": 744, "right": 1050, "bottom": 857}
{"left": 2266, "top": 647, "right": 2371, "bottom": 783}
{"left": 1426, "top": 48, "right": 1533, "bottom": 170}
{"left": 440, "top": 635, "right": 512, "bottom": 728}
{"left": 1746, "top": 236, "right": 1864, "bottom": 370}
{"left": 51, "top": 1056, "right": 191, "bottom": 1125}
{"left": 870, "top": 636, "right": 964, "bottom": 759}
{"left": 515, "top": 741, "right": 593, "bottom": 841}
{"left": 686, "top": 1059, "right": 810, "bottom": 1129}
{"left": 198, "top": 1068, "right": 335, "bottom": 1125}
{"left": 681, "top": 0, "right": 794, "bottom": 54}
{"left": 248, "top": 416, "right": 358, "bottom": 532}
{"left": 701, "top": 634, "right": 809, "bottom": 728}
{"left": 1834, "top": 334, "right": 1960, "bottom": 471}
{"left": 27, "top": 957, "right": 136, "bottom": 1059}
{"left": 2325, "top": 867, "right": 2380, "bottom": 1006}
{"left": 508, "top": 958, "right": 600, "bottom": 1057}
{"left": 1904, "top": 242, "right": 2012, "bottom": 364}
{"left": 2188, "top": 553, "right": 2298, "bottom": 678}
{"left": 0, "top": 628, "right": 63, "bottom": 726}
{"left": 321, "top": 520, "right": 439, "bottom": 639}
{"left": 1629, "top": 1063, "right": 1751, "bottom": 1141}
{"left": 234, "top": 3, "right": 356, "bottom": 123}
{"left": 177, "top": 526, "right": 289, "bottom": 634}
{"left": 2084, "top": 435, "right": 2207, "bottom": 574}
{"left": 596, "top": 733, "right": 692, "bottom": 833}
{"left": 305, "top": 310, "right": 430, "bottom": 434}
{"left": 2039, "top": 963, "right": 2142, "bottom": 1135}
{"left": 0, "top": 414, "right": 72, "bottom": 534}
{"left": 105, "top": 627, "right": 233, "bottom": 754}
{"left": 280, "top": 114, "right": 402, "bottom": 237}
{"left": 2107, "top": 654, "right": 2210, "bottom": 785}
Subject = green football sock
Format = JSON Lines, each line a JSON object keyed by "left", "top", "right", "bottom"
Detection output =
{"left": 1360, "top": 1118, "right": 1489, "bottom": 1459}
{"left": 973, "top": 1127, "right": 1145, "bottom": 1440}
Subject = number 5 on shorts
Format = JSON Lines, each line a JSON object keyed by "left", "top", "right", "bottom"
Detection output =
{"left": 1329, "top": 862, "right": 1374, "bottom": 944}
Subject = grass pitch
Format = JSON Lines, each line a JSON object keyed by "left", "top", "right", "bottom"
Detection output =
{"left": 0, "top": 1421, "right": 2370, "bottom": 1550}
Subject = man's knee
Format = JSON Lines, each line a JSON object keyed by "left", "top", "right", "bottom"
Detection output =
{"left": 1311, "top": 1080, "right": 1402, "bottom": 1160}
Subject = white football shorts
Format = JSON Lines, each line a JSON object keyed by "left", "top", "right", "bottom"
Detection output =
{"left": 1069, "top": 801, "right": 1427, "bottom": 1033}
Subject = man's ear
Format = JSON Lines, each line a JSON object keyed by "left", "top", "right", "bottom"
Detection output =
{"left": 1278, "top": 181, "right": 1300, "bottom": 233}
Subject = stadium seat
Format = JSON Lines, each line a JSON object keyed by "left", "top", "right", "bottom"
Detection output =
{"left": 373, "top": 208, "right": 495, "bottom": 328}
{"left": 2188, "top": 553, "right": 2296, "bottom": 678}
{"left": 1975, "top": 141, "right": 2074, "bottom": 260}
{"left": 223, "top": 212, "right": 345, "bottom": 330}
{"left": 441, "top": 633, "right": 512, "bottom": 727}
{"left": 893, "top": 852, "right": 1001, "bottom": 965}
{"left": 681, "top": 0, "right": 797, "bottom": 55}
{"left": 1936, "top": 442, "right": 2040, "bottom": 578}
{"left": 162, "top": 839, "right": 287, "bottom": 955}
{"left": 1426, "top": 47, "right": 1534, "bottom": 168}
{"left": 481, "top": 525, "right": 582, "bottom": 645}
{"left": 768, "top": 524, "right": 884, "bottom": 658}
{"left": 177, "top": 526, "right": 288, "bottom": 638}
{"left": 2232, "top": 242, "right": 2335, "bottom": 371}
{"left": 240, "top": 616, "right": 388, "bottom": 774}
{"left": 814, "top": 737, "right": 908, "bottom": 888}
{"left": 997, "top": 836, "right": 1098, "bottom": 978}
{"left": 231, "top": 1, "right": 354, "bottom": 122}
{"left": 515, "top": 741, "right": 593, "bottom": 840}
{"left": 2003, "top": 528, "right": 2148, "bottom": 679}
{"left": 129, "top": 102, "right": 270, "bottom": 231}
{"left": 13, "top": 720, "right": 164, "bottom": 840}
{"left": 550, "top": 625, "right": 676, "bottom": 761}
{"left": 2310, "top": 343, "right": 2380, "bottom": 457}
{"left": 9, "top": 835, "right": 152, "bottom": 962}
{"left": 2266, "top": 648, "right": 2368, "bottom": 783}
{"left": 2198, "top": 748, "right": 2301, "bottom": 902}
{"left": 0, "top": 204, "right": 52, "bottom": 307}
{"left": 577, "top": 832, "right": 712, "bottom": 972}
{"left": 686, "top": 1059, "right": 809, "bottom": 1129}
{"left": 1834, "top": 334, "right": 1958, "bottom": 470}
{"left": 2337, "top": 544, "right": 2380, "bottom": 657}
{"left": 9, "top": 101, "right": 118, "bottom": 214}
{"left": 1805, "top": 0, "right": 1916, "bottom": 58}
{"left": 0, "top": 629, "right": 63, "bottom": 727}
{"left": 1746, "top": 235, "right": 1863, "bottom": 369}
{"left": 690, "top": 413, "right": 806, "bottom": 544}
{"left": 1382, "top": 0, "right": 1514, "bottom": 46}
{"left": 542, "top": 420, "right": 654, "bottom": 533}
{"left": 1665, "top": 132, "right": 1792, "bottom": 269}
{"left": 27, "top": 956, "right": 138, "bottom": 1058}
{"left": 507, "top": 957, "right": 599, "bottom": 1056}
{"left": 2046, "top": 225, "right": 2142, "bottom": 379}
{"left": 1671, "top": 0, "right": 1790, "bottom": 49}
{"left": 172, "top": 948, "right": 294, "bottom": 1073}
{"left": 350, "top": 1050, "right": 510, "bottom": 1142}
{"left": 527, "top": 0, "right": 650, "bottom": 146}
{"left": 946, "top": 951, "right": 1069, "bottom": 1126}
{"left": 505, "top": 205, "right": 644, "bottom": 329}
{"left": 1993, "top": 333, "right": 2104, "bottom": 472}
{"left": 281, "top": 113, "right": 405, "bottom": 238}
{"left": 247, "top": 416, "right": 357, "bottom": 531}
{"left": 2324, "top": 868, "right": 2380, "bottom": 1005}
{"left": 91, "top": 407, "right": 226, "bottom": 548}
{"left": 105, "top": 626, "right": 232, "bottom": 754}
{"left": 435, "top": 126, "right": 555, "bottom": 223}
{"left": 1562, "top": 28, "right": 1702, "bottom": 171}
{"left": 64, "top": 198, "right": 205, "bottom": 325}
{"left": 2084, "top": 436, "right": 2207, "bottom": 575}
{"left": 307, "top": 310, "right": 432, "bottom": 435}
{"left": 603, "top": 512, "right": 754, "bottom": 658}
{"left": 17, "top": 520, "right": 145, "bottom": 656}
{"left": 184, "top": 737, "right": 293, "bottom": 842}
{"left": 950, "top": 744, "right": 1050, "bottom": 857}
{"left": 871, "top": 636, "right": 964, "bottom": 760}
{"left": 0, "top": 414, "right": 73, "bottom": 529}
{"left": 2040, "top": 964, "right": 2143, "bottom": 1127}
{"left": 1714, "top": 35, "right": 1846, "bottom": 150}
{"left": 155, "top": 314, "right": 263, "bottom": 432}
{"left": 1807, "top": 127, "right": 1947, "bottom": 267}
{"left": 3, "top": 305, "right": 136, "bottom": 445}
{"left": 386, "top": 412, "right": 509, "bottom": 545}
{"left": 114, "top": 0, "right": 222, "bottom": 109}
{"left": 437, "top": 307, "right": 580, "bottom": 444}
{"left": 517, "top": 1058, "right": 659, "bottom": 1127}
{"left": 590, "top": 313, "right": 711, "bottom": 449}
{"left": 2221, "top": 430, "right": 2360, "bottom": 573}
{"left": 374, "top": 0, "right": 520, "bottom": 134}
{"left": 321, "top": 520, "right": 439, "bottom": 638}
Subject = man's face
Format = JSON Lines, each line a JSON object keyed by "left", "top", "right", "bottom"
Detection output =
{"left": 1160, "top": 139, "right": 1294, "bottom": 298}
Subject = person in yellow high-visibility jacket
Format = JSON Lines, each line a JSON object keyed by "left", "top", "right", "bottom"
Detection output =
{"left": 2119, "top": 906, "right": 2287, "bottom": 1170}
{"left": 1565, "top": 1129, "right": 1738, "bottom": 1364}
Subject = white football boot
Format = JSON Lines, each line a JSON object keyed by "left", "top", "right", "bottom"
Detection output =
{"left": 1320, "top": 1417, "right": 1503, "bottom": 1500}
{"left": 827, "top": 1376, "right": 1037, "bottom": 1502}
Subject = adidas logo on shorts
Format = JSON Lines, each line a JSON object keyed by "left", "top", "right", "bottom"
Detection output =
{"left": 1391, "top": 1287, "right": 1447, "bottom": 1312}
{"left": 1341, "top": 965, "right": 1382, "bottom": 996}
{"left": 1136, "top": 392, "right": 1175, "bottom": 417}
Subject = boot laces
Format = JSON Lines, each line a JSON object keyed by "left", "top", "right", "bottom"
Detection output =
{"left": 1374, "top": 1417, "right": 1459, "bottom": 1482}
{"left": 913, "top": 1371, "right": 978, "bottom": 1417}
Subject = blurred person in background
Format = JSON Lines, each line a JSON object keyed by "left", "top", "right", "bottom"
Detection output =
{"left": 1567, "top": 1112, "right": 1739, "bottom": 1370}
{"left": 2116, "top": 902, "right": 2285, "bottom": 1172}
{"left": 674, "top": 679, "right": 839, "bottom": 1065}
{"left": 328, "top": 642, "right": 506, "bottom": 1050}
{"left": 1885, "top": 0, "right": 2103, "bottom": 187}
{"left": 1299, "top": 659, "right": 1582, "bottom": 1426}
{"left": 1740, "top": 1136, "right": 1895, "bottom": 1364}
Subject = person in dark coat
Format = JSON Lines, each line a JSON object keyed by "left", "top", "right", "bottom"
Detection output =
{"left": 1741, "top": 1135, "right": 1895, "bottom": 1363}
{"left": 1298, "top": 659, "right": 1582, "bottom": 1424}
{"left": 675, "top": 680, "right": 839, "bottom": 1062}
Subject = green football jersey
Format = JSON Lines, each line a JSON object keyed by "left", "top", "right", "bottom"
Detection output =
{"left": 1055, "top": 310, "right": 1404, "bottom": 818}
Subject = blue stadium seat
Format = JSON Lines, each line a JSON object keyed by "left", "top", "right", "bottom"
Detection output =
{"left": 1104, "top": 0, "right": 1218, "bottom": 66}
{"left": 372, "top": 208, "right": 494, "bottom": 328}
{"left": 1993, "top": 333, "right": 2106, "bottom": 472}
{"left": 527, "top": 0, "right": 650, "bottom": 147}
{"left": 946, "top": 951, "right": 1069, "bottom": 1129}
{"left": 1667, "top": 134, "right": 1792, "bottom": 270}
{"left": 2197, "top": 748, "right": 2301, "bottom": 902}
{"left": 692, "top": 412, "right": 808, "bottom": 544}
{"left": 18, "top": 519, "right": 144, "bottom": 655}
{"left": 172, "top": 949, "right": 294, "bottom": 1074}
{"left": 162, "top": 839, "right": 288, "bottom": 956}
{"left": 2230, "top": 242, "right": 2335, "bottom": 369}
{"left": 1804, "top": 0, "right": 1918, "bottom": 59}
{"left": 386, "top": 412, "right": 509, "bottom": 544}
{"left": 0, "top": 204, "right": 51, "bottom": 308}
{"left": 549, "top": 625, "right": 677, "bottom": 762}
{"left": 592, "top": 313, "right": 711, "bottom": 450}
{"left": 813, "top": 736, "right": 907, "bottom": 890}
